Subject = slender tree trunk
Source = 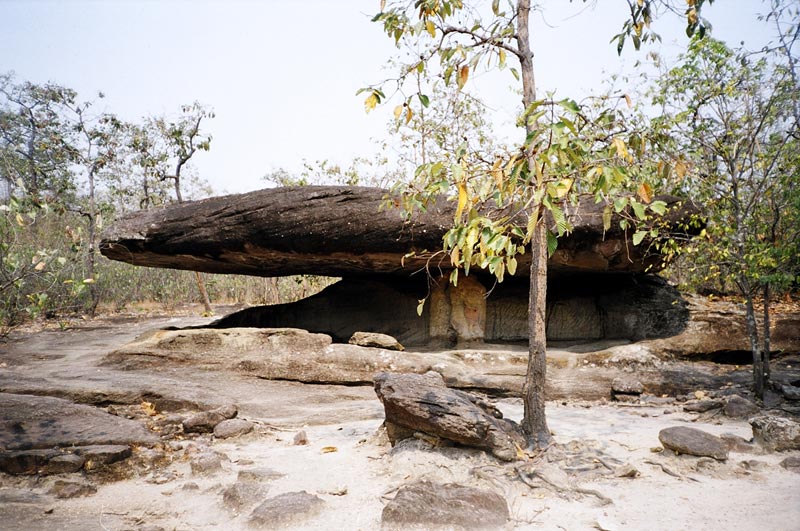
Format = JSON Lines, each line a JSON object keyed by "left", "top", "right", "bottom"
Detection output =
{"left": 194, "top": 270, "right": 213, "bottom": 315}
{"left": 516, "top": 0, "right": 552, "bottom": 449}
{"left": 744, "top": 292, "right": 764, "bottom": 400}
{"left": 763, "top": 283, "right": 771, "bottom": 382}
{"left": 85, "top": 170, "right": 99, "bottom": 315}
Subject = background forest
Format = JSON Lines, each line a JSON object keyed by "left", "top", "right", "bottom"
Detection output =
{"left": 1, "top": 1, "right": 797, "bottom": 342}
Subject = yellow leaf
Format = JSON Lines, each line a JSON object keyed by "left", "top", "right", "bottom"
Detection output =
{"left": 507, "top": 256, "right": 517, "bottom": 276}
{"left": 457, "top": 65, "right": 469, "bottom": 89}
{"left": 624, "top": 94, "right": 632, "bottom": 108}
{"left": 499, "top": 49, "right": 506, "bottom": 68}
{"left": 491, "top": 158, "right": 504, "bottom": 187}
{"left": 321, "top": 446, "right": 338, "bottom": 454}
{"left": 455, "top": 182, "right": 468, "bottom": 220}
{"left": 140, "top": 401, "right": 158, "bottom": 416}
{"left": 425, "top": 19, "right": 436, "bottom": 38}
{"left": 612, "top": 137, "right": 630, "bottom": 161}
{"left": 34, "top": 261, "right": 46, "bottom": 271}
{"left": 364, "top": 93, "right": 378, "bottom": 113}
{"left": 393, "top": 105, "right": 403, "bottom": 119}
{"left": 450, "top": 246, "right": 460, "bottom": 266}
{"left": 556, "top": 178, "right": 572, "bottom": 199}
{"left": 637, "top": 182, "right": 653, "bottom": 204}
{"left": 15, "top": 212, "right": 25, "bottom": 226}
{"left": 675, "top": 160, "right": 687, "bottom": 179}
{"left": 405, "top": 106, "right": 413, "bottom": 124}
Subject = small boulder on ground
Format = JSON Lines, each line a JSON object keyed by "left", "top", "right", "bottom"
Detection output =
{"left": 658, "top": 426, "right": 729, "bottom": 461}
{"left": 373, "top": 371, "right": 526, "bottom": 461}
{"left": 190, "top": 451, "right": 225, "bottom": 475}
{"left": 49, "top": 480, "right": 97, "bottom": 499}
{"left": 222, "top": 481, "right": 267, "bottom": 513}
{"left": 213, "top": 418, "right": 254, "bottom": 439}
{"left": 722, "top": 395, "right": 760, "bottom": 418}
{"left": 348, "top": 331, "right": 404, "bottom": 351}
{"left": 382, "top": 481, "right": 509, "bottom": 530}
{"left": 683, "top": 399, "right": 724, "bottom": 413}
{"left": 248, "top": 491, "right": 325, "bottom": 528}
{"left": 182, "top": 405, "right": 238, "bottom": 434}
{"left": 780, "top": 455, "right": 800, "bottom": 472}
{"left": 750, "top": 415, "right": 800, "bottom": 452}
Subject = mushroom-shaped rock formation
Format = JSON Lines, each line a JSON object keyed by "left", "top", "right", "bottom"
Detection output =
{"left": 100, "top": 186, "right": 699, "bottom": 346}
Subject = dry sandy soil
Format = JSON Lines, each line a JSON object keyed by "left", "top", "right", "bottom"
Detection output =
{"left": 1, "top": 308, "right": 799, "bottom": 531}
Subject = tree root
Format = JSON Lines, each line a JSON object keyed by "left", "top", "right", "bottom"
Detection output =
{"left": 644, "top": 460, "right": 701, "bottom": 482}
{"left": 515, "top": 466, "right": 613, "bottom": 506}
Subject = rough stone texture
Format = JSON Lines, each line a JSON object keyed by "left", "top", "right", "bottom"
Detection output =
{"left": 722, "top": 395, "right": 760, "bottom": 418}
{"left": 0, "top": 449, "right": 60, "bottom": 475}
{"left": 659, "top": 426, "right": 729, "bottom": 461}
{"left": 0, "top": 392, "right": 157, "bottom": 451}
{"left": 780, "top": 455, "right": 800, "bottom": 472}
{"left": 214, "top": 418, "right": 254, "bottom": 439}
{"left": 431, "top": 275, "right": 487, "bottom": 344}
{"left": 781, "top": 384, "right": 800, "bottom": 401}
{"left": 182, "top": 405, "right": 238, "bottom": 434}
{"left": 237, "top": 467, "right": 285, "bottom": 482}
{"left": 750, "top": 416, "right": 800, "bottom": 452}
{"left": 49, "top": 480, "right": 97, "bottom": 499}
{"left": 40, "top": 453, "right": 86, "bottom": 475}
{"left": 381, "top": 481, "right": 509, "bottom": 530}
{"left": 348, "top": 331, "right": 404, "bottom": 351}
{"left": 720, "top": 433, "right": 758, "bottom": 454}
{"left": 684, "top": 399, "right": 725, "bottom": 413}
{"left": 75, "top": 445, "right": 132, "bottom": 470}
{"left": 101, "top": 186, "right": 697, "bottom": 277}
{"left": 248, "top": 491, "right": 325, "bottom": 528}
{"left": 190, "top": 452, "right": 224, "bottom": 475}
{"left": 611, "top": 376, "right": 644, "bottom": 395}
{"left": 222, "top": 481, "right": 267, "bottom": 512}
{"left": 373, "top": 371, "right": 526, "bottom": 461}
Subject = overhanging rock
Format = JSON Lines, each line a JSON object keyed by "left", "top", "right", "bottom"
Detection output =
{"left": 100, "top": 186, "right": 699, "bottom": 278}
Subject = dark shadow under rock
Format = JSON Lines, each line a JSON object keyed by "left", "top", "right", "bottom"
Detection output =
{"left": 382, "top": 480, "right": 509, "bottom": 530}
{"left": 373, "top": 371, "right": 525, "bottom": 461}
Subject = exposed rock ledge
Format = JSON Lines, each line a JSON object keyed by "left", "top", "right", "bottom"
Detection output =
{"left": 100, "top": 186, "right": 699, "bottom": 277}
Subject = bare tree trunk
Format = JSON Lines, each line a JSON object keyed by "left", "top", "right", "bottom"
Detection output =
{"left": 516, "top": 0, "right": 552, "bottom": 449}
{"left": 194, "top": 270, "right": 213, "bottom": 315}
{"left": 745, "top": 293, "right": 764, "bottom": 400}
{"left": 763, "top": 283, "right": 771, "bottom": 382}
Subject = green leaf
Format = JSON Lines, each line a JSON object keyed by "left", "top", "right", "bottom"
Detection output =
{"left": 416, "top": 299, "right": 426, "bottom": 316}
{"left": 602, "top": 204, "right": 612, "bottom": 232}
{"left": 649, "top": 200, "right": 667, "bottom": 216}
{"left": 507, "top": 256, "right": 517, "bottom": 276}
{"left": 546, "top": 230, "right": 558, "bottom": 257}
{"left": 450, "top": 268, "right": 459, "bottom": 286}
{"left": 632, "top": 230, "right": 647, "bottom": 246}
{"left": 631, "top": 200, "right": 646, "bottom": 220}
{"left": 418, "top": 94, "right": 430, "bottom": 107}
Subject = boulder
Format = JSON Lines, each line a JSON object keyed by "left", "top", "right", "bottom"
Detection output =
{"left": 213, "top": 418, "right": 254, "bottom": 439}
{"left": 658, "top": 426, "right": 729, "bottom": 461}
{"left": 722, "top": 395, "right": 760, "bottom": 418}
{"left": 248, "top": 491, "right": 325, "bottom": 528}
{"left": 382, "top": 481, "right": 509, "bottom": 529}
{"left": 780, "top": 455, "right": 800, "bottom": 472}
{"left": 49, "top": 480, "right": 97, "bottom": 499}
{"left": 182, "top": 405, "right": 238, "bottom": 434}
{"left": 0, "top": 392, "right": 157, "bottom": 451}
{"left": 100, "top": 186, "right": 698, "bottom": 278}
{"left": 222, "top": 481, "right": 267, "bottom": 513}
{"left": 750, "top": 416, "right": 800, "bottom": 452}
{"left": 348, "top": 331, "right": 404, "bottom": 351}
{"left": 373, "top": 372, "right": 526, "bottom": 461}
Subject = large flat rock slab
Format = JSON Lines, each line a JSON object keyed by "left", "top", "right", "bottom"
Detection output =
{"left": 0, "top": 392, "right": 158, "bottom": 451}
{"left": 100, "top": 186, "right": 697, "bottom": 277}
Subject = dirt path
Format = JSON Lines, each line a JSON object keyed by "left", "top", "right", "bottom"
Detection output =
{"left": 1, "top": 313, "right": 798, "bottom": 530}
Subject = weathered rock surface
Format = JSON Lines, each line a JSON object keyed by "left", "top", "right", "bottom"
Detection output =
{"left": 0, "top": 392, "right": 157, "bottom": 451}
{"left": 658, "top": 426, "right": 729, "bottom": 461}
{"left": 214, "top": 418, "right": 254, "bottom": 439}
{"left": 373, "top": 372, "right": 526, "bottom": 461}
{"left": 222, "top": 480, "right": 267, "bottom": 512}
{"left": 49, "top": 480, "right": 97, "bottom": 499}
{"left": 182, "top": 404, "right": 238, "bottom": 434}
{"left": 348, "top": 331, "right": 404, "bottom": 351}
{"left": 248, "top": 491, "right": 326, "bottom": 528}
{"left": 750, "top": 416, "right": 800, "bottom": 452}
{"left": 190, "top": 451, "right": 225, "bottom": 475}
{"left": 100, "top": 186, "right": 697, "bottom": 277}
{"left": 381, "top": 481, "right": 509, "bottom": 530}
{"left": 780, "top": 455, "right": 800, "bottom": 472}
{"left": 723, "top": 395, "right": 760, "bottom": 418}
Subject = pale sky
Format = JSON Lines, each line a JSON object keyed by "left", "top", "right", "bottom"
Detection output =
{"left": 0, "top": 0, "right": 775, "bottom": 195}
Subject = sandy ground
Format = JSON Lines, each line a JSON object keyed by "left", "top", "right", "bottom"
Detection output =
{"left": 1, "top": 311, "right": 799, "bottom": 531}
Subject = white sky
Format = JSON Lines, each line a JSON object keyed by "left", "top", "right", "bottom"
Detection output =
{"left": 0, "top": 0, "right": 776, "bottom": 195}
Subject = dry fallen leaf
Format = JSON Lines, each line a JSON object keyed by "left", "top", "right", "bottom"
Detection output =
{"left": 321, "top": 446, "right": 338, "bottom": 454}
